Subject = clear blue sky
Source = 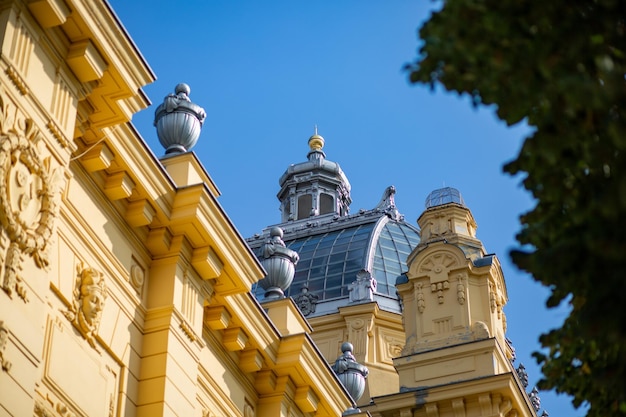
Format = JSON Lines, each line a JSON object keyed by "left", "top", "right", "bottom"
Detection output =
{"left": 109, "top": 1, "right": 578, "bottom": 414}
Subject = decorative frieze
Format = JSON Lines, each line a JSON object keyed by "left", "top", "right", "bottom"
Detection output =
{"left": 6, "top": 65, "right": 29, "bottom": 95}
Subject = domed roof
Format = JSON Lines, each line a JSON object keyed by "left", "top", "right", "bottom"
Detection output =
{"left": 247, "top": 132, "right": 420, "bottom": 316}
{"left": 248, "top": 205, "right": 420, "bottom": 316}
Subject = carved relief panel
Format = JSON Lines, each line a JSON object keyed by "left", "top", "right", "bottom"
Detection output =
{"left": 0, "top": 94, "right": 63, "bottom": 302}
{"left": 377, "top": 328, "right": 404, "bottom": 366}
{"left": 345, "top": 316, "right": 374, "bottom": 362}
{"left": 403, "top": 245, "right": 475, "bottom": 352}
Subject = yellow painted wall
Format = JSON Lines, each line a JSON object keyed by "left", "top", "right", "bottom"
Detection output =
{"left": 0, "top": 1, "right": 350, "bottom": 416}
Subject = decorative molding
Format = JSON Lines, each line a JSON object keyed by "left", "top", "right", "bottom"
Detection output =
{"left": 380, "top": 333, "right": 404, "bottom": 365}
{"left": 46, "top": 119, "right": 70, "bottom": 149}
{"left": 181, "top": 270, "right": 200, "bottom": 337}
{"left": 129, "top": 263, "right": 145, "bottom": 294}
{"left": 489, "top": 280, "right": 497, "bottom": 313}
{"left": 345, "top": 316, "right": 374, "bottom": 359}
{"left": 33, "top": 396, "right": 77, "bottom": 417}
{"left": 478, "top": 394, "right": 492, "bottom": 416}
{"left": 79, "top": 141, "right": 114, "bottom": 172}
{"left": 456, "top": 273, "right": 466, "bottom": 305}
{"left": 34, "top": 398, "right": 55, "bottom": 417}
{"left": 418, "top": 252, "right": 459, "bottom": 305}
{"left": 62, "top": 263, "right": 106, "bottom": 350}
{"left": 191, "top": 246, "right": 223, "bottom": 280}
{"left": 180, "top": 320, "right": 197, "bottom": 342}
{"left": 431, "top": 280, "right": 450, "bottom": 304}
{"left": 417, "top": 282, "right": 425, "bottom": 313}
{"left": 5, "top": 65, "right": 29, "bottom": 95}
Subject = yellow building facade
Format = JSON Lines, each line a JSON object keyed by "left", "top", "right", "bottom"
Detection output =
{"left": 0, "top": 1, "right": 538, "bottom": 417}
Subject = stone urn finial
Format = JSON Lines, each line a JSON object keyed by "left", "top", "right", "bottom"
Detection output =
{"left": 258, "top": 227, "right": 299, "bottom": 300}
{"left": 154, "top": 83, "right": 206, "bottom": 155}
{"left": 331, "top": 342, "right": 369, "bottom": 415}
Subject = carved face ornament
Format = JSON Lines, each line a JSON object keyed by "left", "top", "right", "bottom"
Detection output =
{"left": 82, "top": 286, "right": 105, "bottom": 326}
{"left": 79, "top": 268, "right": 106, "bottom": 329}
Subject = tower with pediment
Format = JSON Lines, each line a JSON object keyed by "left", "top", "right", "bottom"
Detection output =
{"left": 363, "top": 189, "right": 537, "bottom": 416}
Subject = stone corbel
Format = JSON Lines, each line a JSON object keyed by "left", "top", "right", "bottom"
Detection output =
{"left": 27, "top": 0, "right": 70, "bottom": 28}
{"left": 67, "top": 40, "right": 108, "bottom": 83}
{"left": 79, "top": 141, "right": 114, "bottom": 172}
{"left": 103, "top": 171, "right": 135, "bottom": 200}
{"left": 239, "top": 349, "right": 264, "bottom": 373}
{"left": 203, "top": 305, "right": 231, "bottom": 330}
{"left": 125, "top": 199, "right": 155, "bottom": 227}
{"left": 426, "top": 403, "right": 439, "bottom": 417}
{"left": 451, "top": 398, "right": 466, "bottom": 417}
{"left": 222, "top": 327, "right": 248, "bottom": 351}
{"left": 294, "top": 385, "right": 319, "bottom": 413}
{"left": 145, "top": 227, "right": 182, "bottom": 256}
{"left": 192, "top": 246, "right": 223, "bottom": 280}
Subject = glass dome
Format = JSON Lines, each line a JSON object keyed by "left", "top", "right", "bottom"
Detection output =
{"left": 425, "top": 187, "right": 465, "bottom": 208}
{"left": 251, "top": 214, "right": 420, "bottom": 308}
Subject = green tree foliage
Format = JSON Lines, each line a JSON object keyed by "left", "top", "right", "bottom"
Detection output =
{"left": 407, "top": 1, "right": 626, "bottom": 415}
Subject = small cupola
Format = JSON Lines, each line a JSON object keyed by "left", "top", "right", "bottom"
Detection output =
{"left": 418, "top": 187, "right": 485, "bottom": 260}
{"left": 277, "top": 128, "right": 351, "bottom": 222}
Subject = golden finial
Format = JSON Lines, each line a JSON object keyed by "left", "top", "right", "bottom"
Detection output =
{"left": 308, "top": 124, "right": 324, "bottom": 151}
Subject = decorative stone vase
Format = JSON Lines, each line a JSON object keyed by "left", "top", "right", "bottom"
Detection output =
{"left": 331, "top": 342, "right": 369, "bottom": 415}
{"left": 154, "top": 83, "right": 206, "bottom": 154}
{"left": 258, "top": 227, "right": 299, "bottom": 300}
